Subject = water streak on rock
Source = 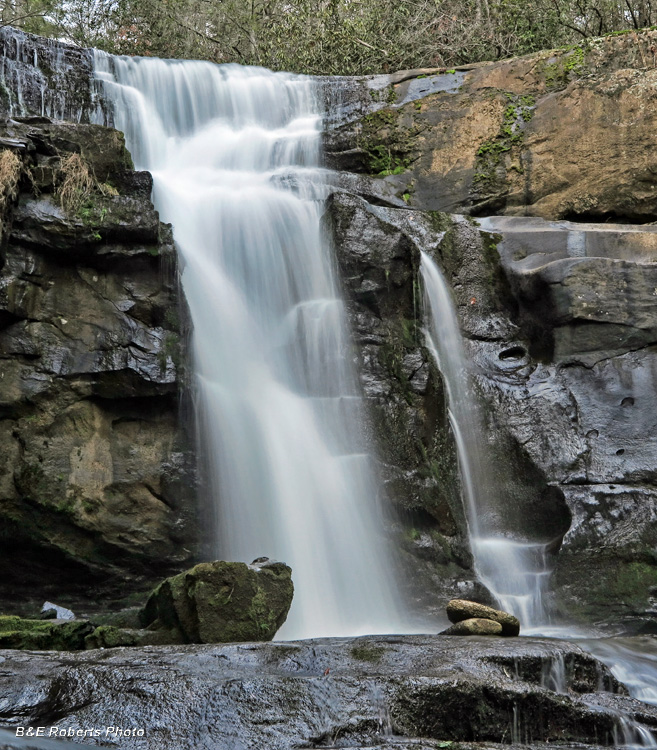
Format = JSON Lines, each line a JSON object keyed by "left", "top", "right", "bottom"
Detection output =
{"left": 421, "top": 249, "right": 552, "bottom": 627}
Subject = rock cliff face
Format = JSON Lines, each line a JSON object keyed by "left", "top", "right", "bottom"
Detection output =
{"left": 0, "top": 115, "right": 197, "bottom": 609}
{"left": 0, "top": 27, "right": 98, "bottom": 122}
{"left": 325, "top": 30, "right": 657, "bottom": 222}
{"left": 325, "top": 29, "right": 657, "bottom": 629}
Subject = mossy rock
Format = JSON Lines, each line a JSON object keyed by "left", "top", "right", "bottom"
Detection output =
{"left": 0, "top": 615, "right": 93, "bottom": 650}
{"left": 141, "top": 559, "right": 294, "bottom": 644}
{"left": 84, "top": 625, "right": 173, "bottom": 649}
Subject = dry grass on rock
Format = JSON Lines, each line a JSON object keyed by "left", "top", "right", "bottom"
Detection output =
{"left": 55, "top": 153, "right": 118, "bottom": 214}
{"left": 0, "top": 149, "right": 22, "bottom": 211}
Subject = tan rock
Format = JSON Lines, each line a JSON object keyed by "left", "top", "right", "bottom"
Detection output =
{"left": 446, "top": 599, "right": 520, "bottom": 636}
{"left": 327, "top": 29, "right": 657, "bottom": 223}
{"left": 441, "top": 617, "right": 503, "bottom": 636}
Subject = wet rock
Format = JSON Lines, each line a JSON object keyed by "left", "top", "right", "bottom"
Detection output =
{"left": 0, "top": 635, "right": 651, "bottom": 749}
{"left": 328, "top": 191, "right": 478, "bottom": 618}
{"left": 441, "top": 617, "right": 503, "bottom": 636}
{"left": 141, "top": 559, "right": 294, "bottom": 643}
{"left": 0, "top": 117, "right": 197, "bottom": 610}
{"left": 446, "top": 599, "right": 520, "bottom": 636}
{"left": 330, "top": 188, "right": 657, "bottom": 627}
{"left": 0, "top": 27, "right": 97, "bottom": 123}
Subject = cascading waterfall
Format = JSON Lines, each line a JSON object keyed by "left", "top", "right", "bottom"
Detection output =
{"left": 420, "top": 251, "right": 552, "bottom": 628}
{"left": 93, "top": 54, "right": 407, "bottom": 639}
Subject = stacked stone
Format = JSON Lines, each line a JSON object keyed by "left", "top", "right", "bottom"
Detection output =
{"left": 440, "top": 599, "right": 520, "bottom": 637}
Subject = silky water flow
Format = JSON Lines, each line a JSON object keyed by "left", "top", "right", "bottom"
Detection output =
{"left": 420, "top": 251, "right": 552, "bottom": 628}
{"left": 93, "top": 54, "right": 408, "bottom": 639}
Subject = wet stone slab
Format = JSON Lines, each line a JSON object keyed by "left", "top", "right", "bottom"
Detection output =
{"left": 0, "top": 635, "right": 654, "bottom": 749}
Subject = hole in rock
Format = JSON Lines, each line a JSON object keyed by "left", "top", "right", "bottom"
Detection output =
{"left": 586, "top": 430, "right": 599, "bottom": 439}
{"left": 561, "top": 210, "right": 655, "bottom": 225}
{"left": 621, "top": 397, "right": 635, "bottom": 407}
{"left": 616, "top": 449, "right": 625, "bottom": 456}
{"left": 499, "top": 346, "right": 526, "bottom": 361}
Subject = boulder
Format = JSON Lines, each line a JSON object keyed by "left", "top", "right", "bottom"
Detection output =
{"left": 441, "top": 617, "right": 504, "bottom": 636}
{"left": 141, "top": 559, "right": 294, "bottom": 643}
{"left": 446, "top": 599, "right": 520, "bottom": 636}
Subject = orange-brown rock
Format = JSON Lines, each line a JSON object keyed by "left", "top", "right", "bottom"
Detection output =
{"left": 326, "top": 30, "right": 657, "bottom": 223}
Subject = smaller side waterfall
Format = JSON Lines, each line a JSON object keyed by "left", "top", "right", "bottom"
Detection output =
{"left": 420, "top": 250, "right": 552, "bottom": 627}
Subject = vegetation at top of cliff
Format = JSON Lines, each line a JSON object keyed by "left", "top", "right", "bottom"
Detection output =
{"left": 3, "top": 0, "right": 657, "bottom": 75}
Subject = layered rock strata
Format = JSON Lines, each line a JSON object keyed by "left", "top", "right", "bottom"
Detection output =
{"left": 0, "top": 116, "right": 197, "bottom": 608}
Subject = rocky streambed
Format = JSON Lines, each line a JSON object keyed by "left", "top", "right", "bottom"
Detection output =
{"left": 1, "top": 635, "right": 656, "bottom": 749}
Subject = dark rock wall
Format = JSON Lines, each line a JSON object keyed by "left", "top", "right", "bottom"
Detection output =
{"left": 0, "top": 27, "right": 99, "bottom": 123}
{"left": 0, "top": 117, "right": 197, "bottom": 609}
{"left": 326, "top": 36, "right": 657, "bottom": 624}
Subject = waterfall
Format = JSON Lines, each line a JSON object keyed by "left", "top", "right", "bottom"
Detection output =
{"left": 420, "top": 250, "right": 552, "bottom": 627}
{"left": 93, "top": 54, "right": 406, "bottom": 639}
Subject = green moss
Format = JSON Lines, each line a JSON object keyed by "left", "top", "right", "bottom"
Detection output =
{"left": 603, "top": 562, "right": 657, "bottom": 604}
{"left": 0, "top": 616, "right": 93, "bottom": 650}
{"left": 164, "top": 306, "right": 180, "bottom": 329}
{"left": 557, "top": 560, "right": 657, "bottom": 623}
{"left": 0, "top": 80, "right": 10, "bottom": 110}
{"left": 351, "top": 644, "right": 386, "bottom": 662}
{"left": 380, "top": 317, "right": 420, "bottom": 405}
{"left": 357, "top": 107, "right": 420, "bottom": 177}
{"left": 427, "top": 211, "right": 452, "bottom": 234}
{"left": 472, "top": 92, "right": 535, "bottom": 192}
{"left": 85, "top": 625, "right": 138, "bottom": 649}
{"left": 247, "top": 585, "right": 278, "bottom": 636}
{"left": 563, "top": 45, "right": 585, "bottom": 73}
{"left": 539, "top": 43, "right": 589, "bottom": 91}
{"left": 159, "top": 331, "right": 181, "bottom": 370}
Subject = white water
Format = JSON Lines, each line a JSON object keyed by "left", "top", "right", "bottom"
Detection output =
{"left": 93, "top": 54, "right": 407, "bottom": 639}
{"left": 420, "top": 250, "right": 552, "bottom": 627}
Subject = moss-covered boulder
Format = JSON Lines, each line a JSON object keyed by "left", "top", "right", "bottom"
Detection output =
{"left": 140, "top": 559, "right": 294, "bottom": 644}
{"left": 0, "top": 615, "right": 93, "bottom": 650}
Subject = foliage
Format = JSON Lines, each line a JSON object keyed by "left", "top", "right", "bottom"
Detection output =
{"left": 3, "top": 0, "right": 657, "bottom": 73}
